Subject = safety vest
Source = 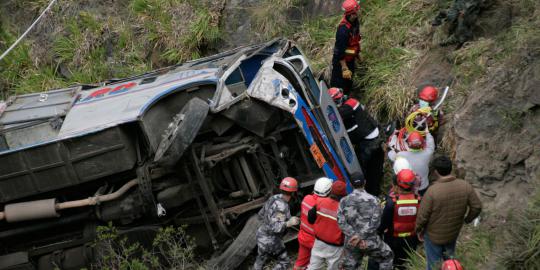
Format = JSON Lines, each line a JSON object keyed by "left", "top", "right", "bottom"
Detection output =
{"left": 314, "top": 197, "right": 343, "bottom": 246}
{"left": 339, "top": 17, "right": 361, "bottom": 62}
{"left": 343, "top": 98, "right": 377, "bottom": 140}
{"left": 298, "top": 194, "right": 318, "bottom": 245}
{"left": 392, "top": 193, "right": 420, "bottom": 237}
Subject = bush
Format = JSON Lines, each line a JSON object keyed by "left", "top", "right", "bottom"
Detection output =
{"left": 93, "top": 223, "right": 201, "bottom": 270}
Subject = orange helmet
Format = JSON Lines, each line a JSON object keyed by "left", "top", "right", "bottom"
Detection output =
{"left": 441, "top": 259, "right": 464, "bottom": 270}
{"left": 406, "top": 131, "right": 425, "bottom": 149}
{"left": 342, "top": 0, "right": 360, "bottom": 15}
{"left": 396, "top": 169, "right": 416, "bottom": 190}
{"left": 280, "top": 177, "right": 298, "bottom": 192}
{"left": 419, "top": 86, "right": 439, "bottom": 102}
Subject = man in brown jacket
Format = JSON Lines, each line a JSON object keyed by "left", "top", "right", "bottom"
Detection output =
{"left": 415, "top": 155, "right": 482, "bottom": 270}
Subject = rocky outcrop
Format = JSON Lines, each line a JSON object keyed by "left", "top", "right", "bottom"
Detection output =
{"left": 453, "top": 48, "right": 540, "bottom": 209}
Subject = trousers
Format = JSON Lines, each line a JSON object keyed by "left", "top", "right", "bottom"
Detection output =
{"left": 307, "top": 239, "right": 343, "bottom": 270}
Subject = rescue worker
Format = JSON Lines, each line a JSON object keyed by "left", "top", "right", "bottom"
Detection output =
{"left": 331, "top": 0, "right": 361, "bottom": 94}
{"left": 388, "top": 131, "right": 435, "bottom": 196}
{"left": 408, "top": 85, "right": 444, "bottom": 135}
{"left": 329, "top": 87, "right": 384, "bottom": 196}
{"left": 337, "top": 172, "right": 393, "bottom": 270}
{"left": 368, "top": 169, "right": 421, "bottom": 270}
{"left": 254, "top": 177, "right": 301, "bottom": 270}
{"left": 306, "top": 180, "right": 348, "bottom": 270}
{"left": 294, "top": 177, "right": 333, "bottom": 270}
{"left": 432, "top": 0, "right": 483, "bottom": 47}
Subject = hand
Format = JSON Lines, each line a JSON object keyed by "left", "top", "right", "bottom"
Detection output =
{"left": 348, "top": 235, "right": 361, "bottom": 247}
{"left": 417, "top": 231, "right": 425, "bottom": 242}
{"left": 357, "top": 239, "right": 367, "bottom": 249}
{"left": 286, "top": 216, "right": 300, "bottom": 227}
{"left": 342, "top": 69, "right": 353, "bottom": 80}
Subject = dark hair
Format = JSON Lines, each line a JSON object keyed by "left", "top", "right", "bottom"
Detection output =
{"left": 280, "top": 190, "right": 292, "bottom": 196}
{"left": 431, "top": 155, "right": 452, "bottom": 176}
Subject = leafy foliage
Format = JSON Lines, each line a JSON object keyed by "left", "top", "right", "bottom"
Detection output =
{"left": 93, "top": 223, "right": 201, "bottom": 270}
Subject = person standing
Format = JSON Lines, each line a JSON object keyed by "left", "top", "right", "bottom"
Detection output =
{"left": 337, "top": 172, "right": 394, "bottom": 270}
{"left": 306, "top": 180, "right": 348, "bottom": 270}
{"left": 328, "top": 87, "right": 384, "bottom": 196}
{"left": 330, "top": 0, "right": 361, "bottom": 94}
{"left": 368, "top": 169, "right": 421, "bottom": 270}
{"left": 388, "top": 131, "right": 435, "bottom": 196}
{"left": 294, "top": 177, "right": 333, "bottom": 270}
{"left": 254, "top": 177, "right": 301, "bottom": 270}
{"left": 415, "top": 156, "right": 482, "bottom": 270}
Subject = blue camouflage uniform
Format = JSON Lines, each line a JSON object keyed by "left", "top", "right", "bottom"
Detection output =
{"left": 337, "top": 189, "right": 394, "bottom": 270}
{"left": 254, "top": 194, "right": 291, "bottom": 270}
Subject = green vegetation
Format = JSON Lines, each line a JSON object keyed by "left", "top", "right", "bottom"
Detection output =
{"left": 0, "top": 0, "right": 222, "bottom": 97}
{"left": 358, "top": 0, "right": 435, "bottom": 121}
{"left": 499, "top": 189, "right": 540, "bottom": 269}
{"left": 94, "top": 223, "right": 201, "bottom": 270}
{"left": 405, "top": 226, "right": 495, "bottom": 269}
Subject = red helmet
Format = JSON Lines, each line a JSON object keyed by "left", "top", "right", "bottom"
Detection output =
{"left": 342, "top": 0, "right": 360, "bottom": 15}
{"left": 406, "top": 131, "right": 425, "bottom": 149}
{"left": 441, "top": 259, "right": 464, "bottom": 270}
{"left": 419, "top": 86, "right": 439, "bottom": 102}
{"left": 328, "top": 87, "right": 345, "bottom": 104}
{"left": 396, "top": 169, "right": 416, "bottom": 190}
{"left": 280, "top": 177, "right": 298, "bottom": 192}
{"left": 331, "top": 181, "right": 348, "bottom": 197}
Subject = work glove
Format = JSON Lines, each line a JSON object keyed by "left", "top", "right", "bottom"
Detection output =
{"left": 286, "top": 216, "right": 300, "bottom": 227}
{"left": 342, "top": 69, "right": 353, "bottom": 80}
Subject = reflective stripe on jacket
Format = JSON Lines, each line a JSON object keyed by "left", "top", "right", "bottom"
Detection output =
{"left": 339, "top": 17, "right": 361, "bottom": 62}
{"left": 314, "top": 197, "right": 344, "bottom": 245}
{"left": 299, "top": 194, "right": 318, "bottom": 245}
{"left": 392, "top": 193, "right": 420, "bottom": 237}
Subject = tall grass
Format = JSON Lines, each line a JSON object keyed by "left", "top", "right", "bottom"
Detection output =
{"left": 498, "top": 189, "right": 540, "bottom": 269}
{"left": 358, "top": 0, "right": 435, "bottom": 121}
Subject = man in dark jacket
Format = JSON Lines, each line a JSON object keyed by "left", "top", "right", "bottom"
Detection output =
{"left": 328, "top": 87, "right": 384, "bottom": 197}
{"left": 330, "top": 0, "right": 361, "bottom": 94}
{"left": 415, "top": 155, "right": 482, "bottom": 270}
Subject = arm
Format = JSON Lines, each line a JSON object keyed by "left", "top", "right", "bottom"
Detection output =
{"left": 338, "top": 105, "right": 355, "bottom": 120}
{"left": 308, "top": 206, "right": 317, "bottom": 224}
{"left": 415, "top": 190, "right": 433, "bottom": 233}
{"left": 368, "top": 199, "right": 383, "bottom": 235}
{"left": 333, "top": 26, "right": 349, "bottom": 64}
{"left": 378, "top": 198, "right": 394, "bottom": 235}
{"left": 267, "top": 201, "right": 289, "bottom": 234}
{"left": 425, "top": 132, "right": 435, "bottom": 154}
{"left": 464, "top": 185, "right": 482, "bottom": 223}
{"left": 337, "top": 201, "right": 356, "bottom": 238}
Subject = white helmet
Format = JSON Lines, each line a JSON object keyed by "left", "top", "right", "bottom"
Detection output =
{"left": 314, "top": 177, "right": 333, "bottom": 197}
{"left": 393, "top": 156, "right": 411, "bottom": 174}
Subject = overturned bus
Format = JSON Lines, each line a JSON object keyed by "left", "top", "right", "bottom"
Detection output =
{"left": 0, "top": 39, "right": 363, "bottom": 269}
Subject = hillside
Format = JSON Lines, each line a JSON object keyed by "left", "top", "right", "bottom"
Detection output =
{"left": 1, "top": 0, "right": 539, "bottom": 269}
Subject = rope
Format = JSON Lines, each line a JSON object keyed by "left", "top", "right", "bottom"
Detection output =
{"left": 404, "top": 107, "right": 438, "bottom": 136}
{"left": 0, "top": 0, "right": 58, "bottom": 62}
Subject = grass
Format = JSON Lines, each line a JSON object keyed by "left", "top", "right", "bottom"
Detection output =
{"left": 0, "top": 0, "right": 224, "bottom": 97}
{"left": 357, "top": 0, "right": 436, "bottom": 121}
{"left": 405, "top": 226, "right": 495, "bottom": 269}
{"left": 498, "top": 189, "right": 540, "bottom": 269}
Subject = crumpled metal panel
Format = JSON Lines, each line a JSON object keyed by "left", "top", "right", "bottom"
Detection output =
{"left": 0, "top": 86, "right": 80, "bottom": 126}
{"left": 58, "top": 69, "right": 218, "bottom": 138}
{"left": 246, "top": 62, "right": 299, "bottom": 114}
